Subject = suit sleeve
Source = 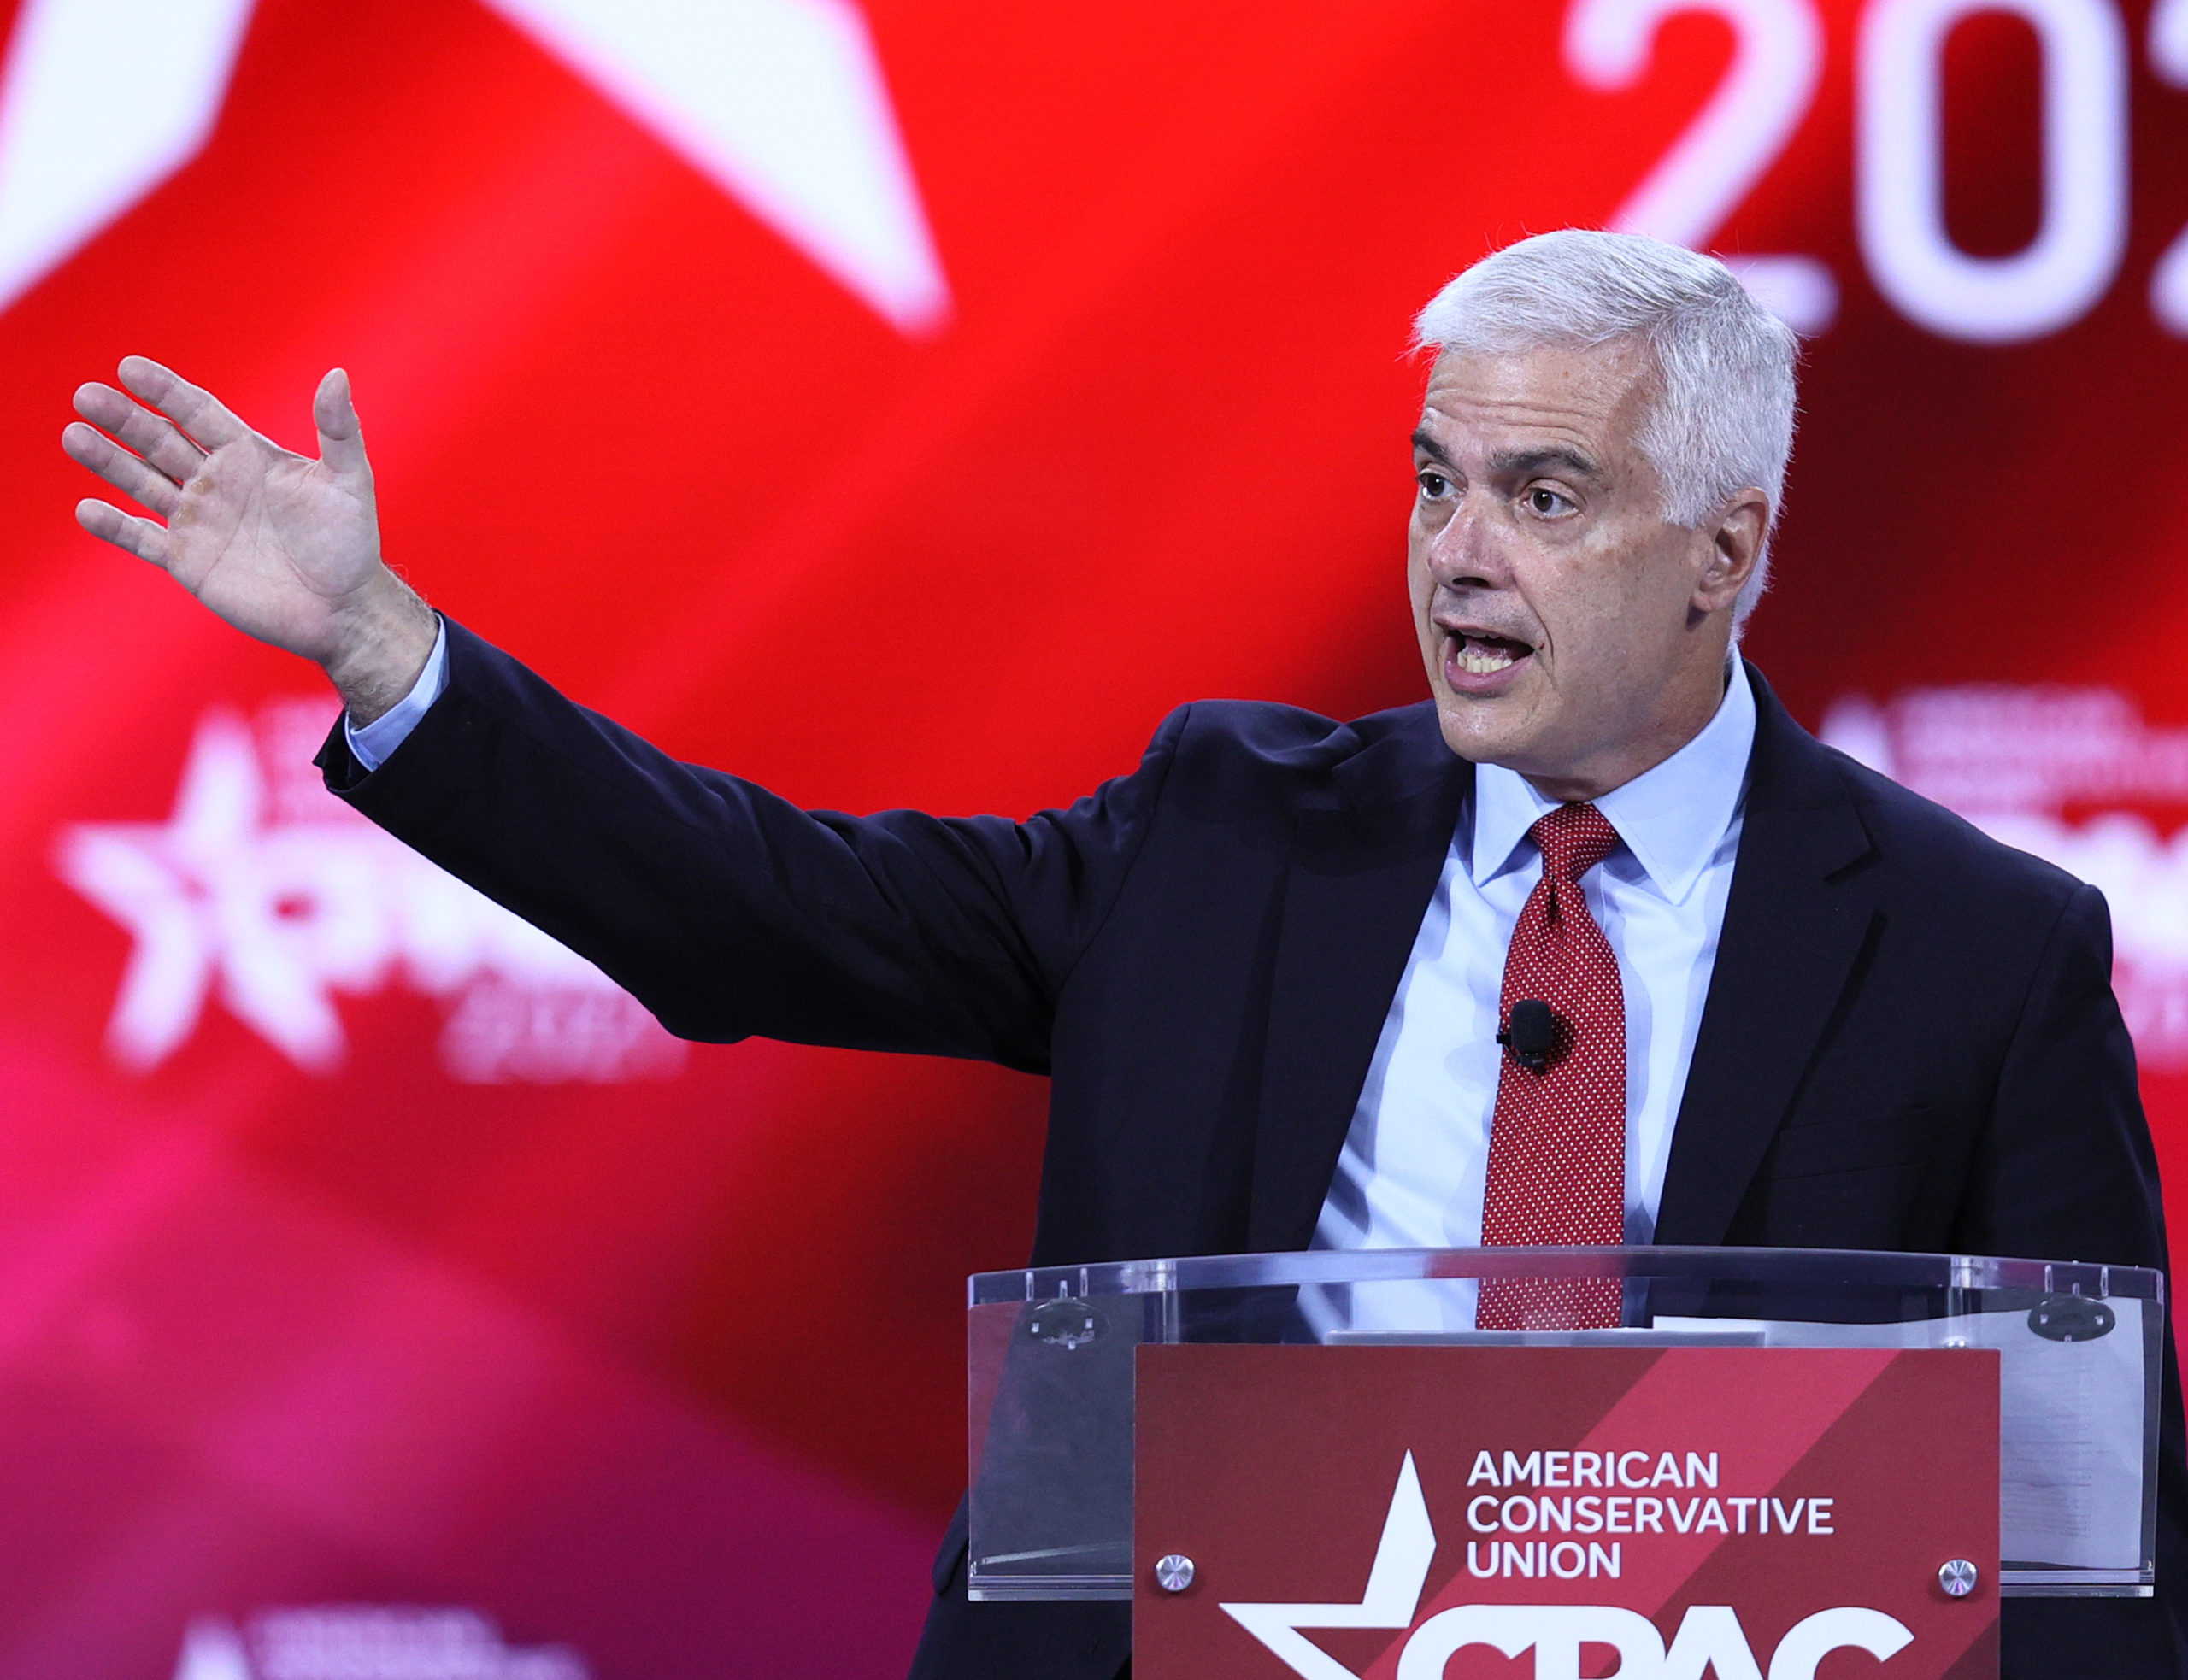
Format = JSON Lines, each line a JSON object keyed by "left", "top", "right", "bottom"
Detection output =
{"left": 1961, "top": 884, "right": 2188, "bottom": 1677}
{"left": 1960, "top": 883, "right": 2167, "bottom": 1269}
{"left": 315, "top": 620, "right": 1184, "bottom": 1074}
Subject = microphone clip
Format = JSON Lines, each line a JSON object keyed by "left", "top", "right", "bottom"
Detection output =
{"left": 1497, "top": 998, "right": 1558, "bottom": 1074}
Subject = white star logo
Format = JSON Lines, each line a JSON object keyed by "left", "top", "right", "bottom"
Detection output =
{"left": 55, "top": 700, "right": 681, "bottom": 1081}
{"left": 1218, "top": 1450, "right": 1438, "bottom": 1680}
{"left": 1214, "top": 1452, "right": 1917, "bottom": 1680}
{"left": 0, "top": 0, "right": 947, "bottom": 329}
{"left": 55, "top": 705, "right": 358, "bottom": 1072}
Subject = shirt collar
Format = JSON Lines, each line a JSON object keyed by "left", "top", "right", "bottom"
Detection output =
{"left": 1467, "top": 662, "right": 1757, "bottom": 905}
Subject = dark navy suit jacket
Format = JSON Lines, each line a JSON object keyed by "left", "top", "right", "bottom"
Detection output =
{"left": 320, "top": 621, "right": 2186, "bottom": 1679}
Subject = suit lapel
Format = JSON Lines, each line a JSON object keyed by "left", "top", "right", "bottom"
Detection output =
{"left": 1245, "top": 706, "right": 1467, "bottom": 1252}
{"left": 1654, "top": 664, "right": 1881, "bottom": 1246}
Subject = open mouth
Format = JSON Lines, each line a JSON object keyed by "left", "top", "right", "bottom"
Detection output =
{"left": 1448, "top": 631, "right": 1533, "bottom": 676}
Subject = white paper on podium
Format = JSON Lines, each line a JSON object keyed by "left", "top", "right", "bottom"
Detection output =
{"left": 1981, "top": 1301, "right": 2146, "bottom": 1570}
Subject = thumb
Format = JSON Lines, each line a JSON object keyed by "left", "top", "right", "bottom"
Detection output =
{"left": 313, "top": 367, "right": 371, "bottom": 479}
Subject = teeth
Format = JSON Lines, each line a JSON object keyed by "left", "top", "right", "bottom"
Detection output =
{"left": 1456, "top": 641, "right": 1519, "bottom": 674}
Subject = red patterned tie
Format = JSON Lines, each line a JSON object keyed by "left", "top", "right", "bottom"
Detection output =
{"left": 1477, "top": 802, "right": 1626, "bottom": 1330}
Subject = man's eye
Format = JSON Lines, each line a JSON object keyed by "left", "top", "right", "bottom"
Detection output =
{"left": 1417, "top": 471, "right": 1450, "bottom": 498}
{"left": 1527, "top": 486, "right": 1574, "bottom": 516}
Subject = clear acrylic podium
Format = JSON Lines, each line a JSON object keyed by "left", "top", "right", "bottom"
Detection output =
{"left": 965, "top": 1246, "right": 2162, "bottom": 1601}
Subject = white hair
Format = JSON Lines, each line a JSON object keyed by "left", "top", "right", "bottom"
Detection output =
{"left": 1411, "top": 229, "right": 1799, "bottom": 631}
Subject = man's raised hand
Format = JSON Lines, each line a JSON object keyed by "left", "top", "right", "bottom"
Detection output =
{"left": 62, "top": 359, "right": 438, "bottom": 723}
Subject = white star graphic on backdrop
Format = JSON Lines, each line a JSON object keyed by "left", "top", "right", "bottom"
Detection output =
{"left": 54, "top": 703, "right": 655, "bottom": 1079}
{"left": 0, "top": 0, "right": 946, "bottom": 328}
{"left": 54, "top": 708, "right": 362, "bottom": 1072}
{"left": 1218, "top": 1451, "right": 1438, "bottom": 1680}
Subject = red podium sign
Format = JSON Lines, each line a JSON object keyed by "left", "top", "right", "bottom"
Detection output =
{"left": 1135, "top": 1346, "right": 1998, "bottom": 1679}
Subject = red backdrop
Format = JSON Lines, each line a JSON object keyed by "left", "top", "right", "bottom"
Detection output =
{"left": 1, "top": 0, "right": 2184, "bottom": 1672}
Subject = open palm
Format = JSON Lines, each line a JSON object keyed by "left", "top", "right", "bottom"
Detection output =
{"left": 63, "top": 358, "right": 435, "bottom": 717}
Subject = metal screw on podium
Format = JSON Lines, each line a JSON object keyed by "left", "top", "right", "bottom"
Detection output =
{"left": 1938, "top": 1559, "right": 1979, "bottom": 1597}
{"left": 1154, "top": 1554, "right": 1196, "bottom": 1593}
{"left": 1026, "top": 1297, "right": 1101, "bottom": 1349}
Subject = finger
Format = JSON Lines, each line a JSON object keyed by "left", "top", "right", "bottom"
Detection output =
{"left": 313, "top": 367, "right": 370, "bottom": 479}
{"left": 75, "top": 498, "right": 171, "bottom": 567}
{"left": 115, "top": 355, "right": 250, "bottom": 450}
{"left": 74, "top": 381, "right": 204, "bottom": 482}
{"left": 62, "top": 420, "right": 182, "bottom": 517}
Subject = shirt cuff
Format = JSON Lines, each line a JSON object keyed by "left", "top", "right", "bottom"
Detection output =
{"left": 344, "top": 617, "right": 449, "bottom": 772}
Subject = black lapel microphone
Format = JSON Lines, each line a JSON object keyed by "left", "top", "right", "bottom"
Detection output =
{"left": 1498, "top": 998, "right": 1557, "bottom": 1074}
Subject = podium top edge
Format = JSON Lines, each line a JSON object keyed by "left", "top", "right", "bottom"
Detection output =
{"left": 966, "top": 1245, "right": 2164, "bottom": 1307}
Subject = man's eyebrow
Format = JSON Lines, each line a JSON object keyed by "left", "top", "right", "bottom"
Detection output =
{"left": 1487, "top": 445, "right": 1602, "bottom": 481}
{"left": 1410, "top": 429, "right": 1455, "bottom": 467}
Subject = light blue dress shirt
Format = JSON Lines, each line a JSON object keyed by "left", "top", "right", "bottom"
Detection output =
{"left": 344, "top": 618, "right": 449, "bottom": 771}
{"left": 1309, "top": 667, "right": 1756, "bottom": 1323}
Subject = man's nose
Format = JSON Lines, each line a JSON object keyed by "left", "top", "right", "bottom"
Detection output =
{"left": 1425, "top": 496, "right": 1509, "bottom": 589}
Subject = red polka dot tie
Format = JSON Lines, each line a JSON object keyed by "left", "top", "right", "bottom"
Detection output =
{"left": 1477, "top": 802, "right": 1626, "bottom": 1330}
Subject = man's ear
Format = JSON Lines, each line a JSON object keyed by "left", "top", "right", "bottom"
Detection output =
{"left": 1693, "top": 490, "right": 1769, "bottom": 614}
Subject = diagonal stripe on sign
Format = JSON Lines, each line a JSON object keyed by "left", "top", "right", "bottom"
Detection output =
{"left": 1358, "top": 1347, "right": 1898, "bottom": 1680}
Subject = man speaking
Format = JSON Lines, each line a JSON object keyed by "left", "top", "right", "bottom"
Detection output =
{"left": 61, "top": 230, "right": 2184, "bottom": 1677}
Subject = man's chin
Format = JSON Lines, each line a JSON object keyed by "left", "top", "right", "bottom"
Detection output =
{"left": 1432, "top": 694, "right": 1538, "bottom": 767}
